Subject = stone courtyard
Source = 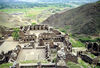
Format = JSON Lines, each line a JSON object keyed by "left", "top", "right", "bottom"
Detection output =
{"left": 16, "top": 49, "right": 46, "bottom": 62}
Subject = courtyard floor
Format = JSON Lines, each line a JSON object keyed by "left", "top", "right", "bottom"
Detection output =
{"left": 16, "top": 49, "right": 46, "bottom": 62}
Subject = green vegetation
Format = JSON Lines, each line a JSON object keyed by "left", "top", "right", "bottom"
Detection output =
{"left": 87, "top": 53, "right": 96, "bottom": 58}
{"left": 0, "top": 63, "right": 13, "bottom": 68}
{"left": 58, "top": 26, "right": 70, "bottom": 34}
{"left": 58, "top": 27, "right": 86, "bottom": 47}
{"left": 0, "top": 7, "right": 65, "bottom": 23}
{"left": 79, "top": 37, "right": 100, "bottom": 43}
{"left": 69, "top": 34, "right": 100, "bottom": 47}
{"left": 32, "top": 22, "right": 37, "bottom": 25}
{"left": 69, "top": 37, "right": 85, "bottom": 47}
{"left": 79, "top": 60, "right": 88, "bottom": 68}
{"left": 67, "top": 59, "right": 95, "bottom": 68}
{"left": 52, "top": 57, "right": 57, "bottom": 63}
{"left": 95, "top": 66, "right": 100, "bottom": 68}
{"left": 12, "top": 28, "right": 20, "bottom": 40}
{"left": 97, "top": 1, "right": 100, "bottom": 3}
{"left": 67, "top": 61, "right": 81, "bottom": 68}
{"left": 65, "top": 25, "right": 70, "bottom": 30}
{"left": 0, "top": 2, "right": 72, "bottom": 9}
{"left": 59, "top": 28, "right": 67, "bottom": 34}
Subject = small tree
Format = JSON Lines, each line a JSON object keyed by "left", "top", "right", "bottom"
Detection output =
{"left": 12, "top": 28, "right": 19, "bottom": 40}
{"left": 32, "top": 22, "right": 36, "bottom": 26}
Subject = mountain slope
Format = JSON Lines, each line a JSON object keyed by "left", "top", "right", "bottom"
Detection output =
{"left": 42, "top": 1, "right": 100, "bottom": 35}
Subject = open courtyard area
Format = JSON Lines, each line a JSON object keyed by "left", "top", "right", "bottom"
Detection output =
{"left": 17, "top": 49, "right": 46, "bottom": 62}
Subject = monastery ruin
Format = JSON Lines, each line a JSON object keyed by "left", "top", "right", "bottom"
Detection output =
{"left": 0, "top": 24, "right": 99, "bottom": 68}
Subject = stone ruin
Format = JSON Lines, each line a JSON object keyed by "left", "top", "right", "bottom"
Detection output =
{"left": 8, "top": 24, "right": 79, "bottom": 68}
{"left": 86, "top": 42, "right": 100, "bottom": 56}
{"left": 19, "top": 30, "right": 37, "bottom": 43}
{"left": 0, "top": 45, "right": 21, "bottom": 64}
{"left": 30, "top": 25, "right": 49, "bottom": 30}
{"left": 0, "top": 24, "right": 98, "bottom": 68}
{"left": 0, "top": 51, "right": 11, "bottom": 64}
{"left": 51, "top": 29, "right": 61, "bottom": 35}
{"left": 57, "top": 47, "right": 78, "bottom": 64}
{"left": 77, "top": 51, "right": 100, "bottom": 66}
{"left": 20, "top": 25, "right": 49, "bottom": 31}
{"left": 18, "top": 25, "right": 49, "bottom": 43}
{"left": 10, "top": 63, "right": 68, "bottom": 68}
{"left": 23, "top": 41, "right": 35, "bottom": 49}
{"left": 77, "top": 42, "right": 100, "bottom": 66}
{"left": 0, "top": 28, "right": 14, "bottom": 39}
{"left": 45, "top": 44, "right": 51, "bottom": 61}
{"left": 37, "top": 31, "right": 74, "bottom": 64}
{"left": 38, "top": 33, "right": 64, "bottom": 43}
{"left": 9, "top": 45, "right": 21, "bottom": 62}
{"left": 38, "top": 33, "right": 56, "bottom": 41}
{"left": 19, "top": 34, "right": 37, "bottom": 43}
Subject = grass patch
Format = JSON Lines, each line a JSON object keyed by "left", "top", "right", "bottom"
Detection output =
{"left": 69, "top": 37, "right": 85, "bottom": 47}
{"left": 59, "top": 28, "right": 67, "bottom": 34}
{"left": 87, "top": 53, "right": 96, "bottom": 58}
{"left": 65, "top": 25, "right": 70, "bottom": 30}
{"left": 79, "top": 37, "right": 100, "bottom": 43}
{"left": 67, "top": 59, "right": 94, "bottom": 68}
{"left": 70, "top": 34, "right": 100, "bottom": 43}
{"left": 95, "top": 66, "right": 100, "bottom": 68}
{"left": 79, "top": 58, "right": 93, "bottom": 68}
{"left": 79, "top": 59, "right": 88, "bottom": 68}
{"left": 0, "top": 63, "right": 13, "bottom": 68}
{"left": 67, "top": 62, "right": 81, "bottom": 68}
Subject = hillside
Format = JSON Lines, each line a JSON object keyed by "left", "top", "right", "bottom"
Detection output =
{"left": 42, "top": 1, "right": 100, "bottom": 35}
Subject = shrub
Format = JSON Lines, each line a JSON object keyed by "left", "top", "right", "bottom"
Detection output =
{"left": 0, "top": 63, "right": 12, "bottom": 68}
{"left": 65, "top": 25, "right": 70, "bottom": 29}
{"left": 12, "top": 28, "right": 19, "bottom": 40}
{"left": 95, "top": 38, "right": 100, "bottom": 42}
{"left": 59, "top": 28, "right": 67, "bottom": 34}
{"left": 32, "top": 22, "right": 36, "bottom": 25}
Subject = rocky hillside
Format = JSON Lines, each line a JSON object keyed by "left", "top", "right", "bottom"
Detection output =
{"left": 42, "top": 1, "right": 100, "bottom": 35}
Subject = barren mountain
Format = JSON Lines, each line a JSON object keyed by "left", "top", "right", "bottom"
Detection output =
{"left": 42, "top": 1, "right": 100, "bottom": 35}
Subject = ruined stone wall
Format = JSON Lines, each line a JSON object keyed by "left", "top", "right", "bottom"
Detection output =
{"left": 20, "top": 25, "right": 49, "bottom": 31}
{"left": 39, "top": 33, "right": 64, "bottom": 42}
{"left": 86, "top": 42, "right": 100, "bottom": 56}
{"left": 19, "top": 35, "right": 37, "bottom": 43}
